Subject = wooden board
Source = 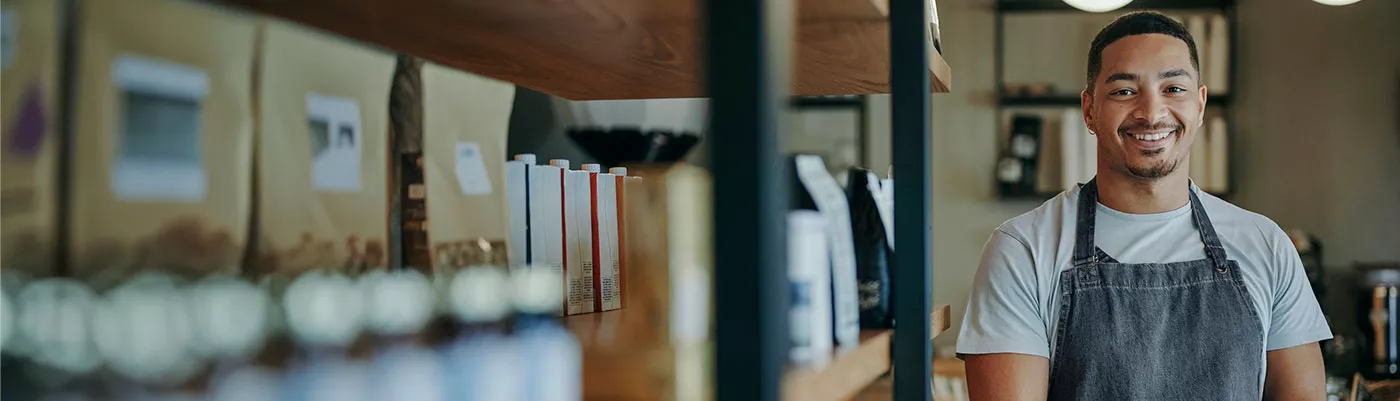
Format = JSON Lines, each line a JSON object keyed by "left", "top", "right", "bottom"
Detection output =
{"left": 561, "top": 304, "right": 950, "bottom": 401}
{"left": 782, "top": 304, "right": 951, "bottom": 401}
{"left": 219, "top": 0, "right": 950, "bottom": 100}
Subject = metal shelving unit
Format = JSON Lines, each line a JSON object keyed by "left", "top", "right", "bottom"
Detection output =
{"left": 121, "top": 0, "right": 952, "bottom": 399}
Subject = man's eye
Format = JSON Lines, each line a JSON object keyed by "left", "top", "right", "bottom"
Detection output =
{"left": 1165, "top": 87, "right": 1187, "bottom": 93}
{"left": 1110, "top": 89, "right": 1136, "bottom": 96}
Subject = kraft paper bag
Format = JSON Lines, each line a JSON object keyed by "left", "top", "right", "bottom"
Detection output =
{"left": 0, "top": 0, "right": 61, "bottom": 277}
{"left": 254, "top": 21, "right": 393, "bottom": 277}
{"left": 419, "top": 63, "right": 515, "bottom": 270}
{"left": 69, "top": 0, "right": 256, "bottom": 285}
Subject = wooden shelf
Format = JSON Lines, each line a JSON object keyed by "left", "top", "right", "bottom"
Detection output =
{"left": 781, "top": 304, "right": 951, "bottom": 401}
{"left": 560, "top": 304, "right": 950, "bottom": 401}
{"left": 219, "top": 0, "right": 950, "bottom": 100}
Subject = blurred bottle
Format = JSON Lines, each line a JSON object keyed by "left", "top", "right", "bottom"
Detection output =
{"left": 443, "top": 256, "right": 521, "bottom": 401}
{"left": 513, "top": 269, "right": 581, "bottom": 401}
{"left": 361, "top": 269, "right": 442, "bottom": 401}
{"left": 90, "top": 272, "right": 206, "bottom": 401}
{"left": 12, "top": 277, "right": 103, "bottom": 399}
{"left": 203, "top": 276, "right": 283, "bottom": 401}
{"left": 278, "top": 272, "right": 369, "bottom": 401}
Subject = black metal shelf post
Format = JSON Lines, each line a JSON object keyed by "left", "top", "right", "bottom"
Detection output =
{"left": 891, "top": 0, "right": 933, "bottom": 400}
{"left": 706, "top": 0, "right": 793, "bottom": 399}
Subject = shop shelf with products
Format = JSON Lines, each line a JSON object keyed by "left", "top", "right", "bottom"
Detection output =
{"left": 21, "top": 0, "right": 953, "bottom": 398}
{"left": 992, "top": 0, "right": 1238, "bottom": 201}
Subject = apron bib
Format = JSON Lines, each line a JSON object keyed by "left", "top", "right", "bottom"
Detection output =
{"left": 1047, "top": 180, "right": 1264, "bottom": 400}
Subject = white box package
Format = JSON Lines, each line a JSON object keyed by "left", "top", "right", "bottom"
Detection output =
{"left": 590, "top": 169, "right": 622, "bottom": 311}
{"left": 788, "top": 210, "right": 832, "bottom": 368}
{"left": 529, "top": 163, "right": 565, "bottom": 315}
{"left": 506, "top": 154, "right": 535, "bottom": 271}
{"left": 565, "top": 169, "right": 595, "bottom": 315}
{"left": 794, "top": 155, "right": 860, "bottom": 350}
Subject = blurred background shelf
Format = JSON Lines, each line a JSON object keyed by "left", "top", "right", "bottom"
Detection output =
{"left": 998, "top": 188, "right": 1231, "bottom": 201}
{"left": 218, "top": 0, "right": 952, "bottom": 100}
{"left": 999, "top": 94, "right": 1232, "bottom": 107}
{"left": 996, "top": 0, "right": 1233, "bottom": 12}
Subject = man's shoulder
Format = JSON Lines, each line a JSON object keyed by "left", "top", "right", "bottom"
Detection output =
{"left": 996, "top": 186, "right": 1079, "bottom": 244}
{"left": 1195, "top": 189, "right": 1291, "bottom": 254}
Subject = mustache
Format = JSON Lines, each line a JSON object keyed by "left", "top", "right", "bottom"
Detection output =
{"left": 1117, "top": 120, "right": 1183, "bottom": 135}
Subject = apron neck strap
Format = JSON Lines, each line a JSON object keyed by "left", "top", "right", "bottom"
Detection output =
{"left": 1073, "top": 178, "right": 1229, "bottom": 268}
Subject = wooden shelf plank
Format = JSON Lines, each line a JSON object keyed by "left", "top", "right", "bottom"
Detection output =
{"left": 782, "top": 304, "right": 951, "bottom": 401}
{"left": 560, "top": 304, "right": 948, "bottom": 401}
{"left": 219, "top": 0, "right": 950, "bottom": 100}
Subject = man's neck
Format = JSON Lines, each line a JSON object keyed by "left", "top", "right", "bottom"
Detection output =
{"left": 1095, "top": 169, "right": 1191, "bottom": 214}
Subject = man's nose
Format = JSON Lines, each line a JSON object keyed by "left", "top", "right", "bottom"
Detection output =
{"left": 1130, "top": 91, "right": 1169, "bottom": 125}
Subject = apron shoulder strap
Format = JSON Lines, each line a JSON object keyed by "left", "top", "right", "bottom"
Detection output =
{"left": 1073, "top": 179, "right": 1231, "bottom": 269}
{"left": 1187, "top": 186, "right": 1230, "bottom": 268}
{"left": 1072, "top": 179, "right": 1099, "bottom": 267}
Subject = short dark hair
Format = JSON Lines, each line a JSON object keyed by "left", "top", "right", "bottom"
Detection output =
{"left": 1086, "top": 11, "right": 1200, "bottom": 90}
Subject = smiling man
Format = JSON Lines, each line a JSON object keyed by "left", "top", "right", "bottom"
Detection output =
{"left": 957, "top": 12, "right": 1331, "bottom": 401}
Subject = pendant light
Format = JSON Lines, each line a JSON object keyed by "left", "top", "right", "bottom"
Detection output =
{"left": 1063, "top": 0, "right": 1132, "bottom": 12}
{"left": 1312, "top": 0, "right": 1361, "bottom": 5}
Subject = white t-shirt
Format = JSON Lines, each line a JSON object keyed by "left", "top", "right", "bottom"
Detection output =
{"left": 956, "top": 184, "right": 1332, "bottom": 368}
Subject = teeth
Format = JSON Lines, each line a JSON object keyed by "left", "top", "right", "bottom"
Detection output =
{"left": 1133, "top": 132, "right": 1171, "bottom": 141}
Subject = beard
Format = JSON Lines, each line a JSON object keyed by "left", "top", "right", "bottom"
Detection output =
{"left": 1117, "top": 120, "right": 1185, "bottom": 180}
{"left": 1125, "top": 150, "right": 1181, "bottom": 179}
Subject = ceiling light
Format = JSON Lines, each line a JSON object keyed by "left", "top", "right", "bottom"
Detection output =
{"left": 1063, "top": 0, "right": 1133, "bottom": 12}
{"left": 1313, "top": 0, "right": 1362, "bottom": 5}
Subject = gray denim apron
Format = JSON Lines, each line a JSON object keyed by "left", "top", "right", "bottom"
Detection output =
{"left": 1047, "top": 179, "right": 1264, "bottom": 400}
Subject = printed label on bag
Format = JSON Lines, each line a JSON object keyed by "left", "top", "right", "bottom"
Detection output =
{"left": 110, "top": 55, "right": 209, "bottom": 202}
{"left": 454, "top": 142, "right": 492, "bottom": 195}
{"left": 307, "top": 93, "right": 362, "bottom": 192}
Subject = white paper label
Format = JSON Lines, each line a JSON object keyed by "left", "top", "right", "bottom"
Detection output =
{"left": 110, "top": 55, "right": 209, "bottom": 202}
{"left": 794, "top": 155, "right": 860, "bottom": 351}
{"left": 454, "top": 142, "right": 492, "bottom": 195}
{"left": 306, "top": 93, "right": 362, "bottom": 192}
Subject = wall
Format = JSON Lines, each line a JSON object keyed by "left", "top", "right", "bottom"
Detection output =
{"left": 1231, "top": 0, "right": 1400, "bottom": 319}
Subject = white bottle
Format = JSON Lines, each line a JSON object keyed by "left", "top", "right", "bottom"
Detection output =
{"left": 199, "top": 277, "right": 277, "bottom": 401}
{"left": 444, "top": 267, "right": 522, "bottom": 401}
{"left": 280, "top": 272, "right": 369, "bottom": 401}
{"left": 513, "top": 269, "right": 581, "bottom": 401}
{"left": 362, "top": 270, "right": 443, "bottom": 401}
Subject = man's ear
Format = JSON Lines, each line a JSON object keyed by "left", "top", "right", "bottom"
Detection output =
{"left": 1197, "top": 84, "right": 1209, "bottom": 127}
{"left": 1081, "top": 89, "right": 1095, "bottom": 134}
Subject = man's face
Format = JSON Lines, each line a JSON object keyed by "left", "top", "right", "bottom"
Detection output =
{"left": 1082, "top": 33, "right": 1206, "bottom": 181}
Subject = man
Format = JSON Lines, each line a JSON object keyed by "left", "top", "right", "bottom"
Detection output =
{"left": 957, "top": 11, "right": 1331, "bottom": 401}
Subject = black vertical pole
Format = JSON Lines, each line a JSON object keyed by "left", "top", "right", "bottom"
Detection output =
{"left": 705, "top": 0, "right": 792, "bottom": 399}
{"left": 54, "top": 0, "right": 82, "bottom": 276}
{"left": 891, "top": 0, "right": 933, "bottom": 400}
